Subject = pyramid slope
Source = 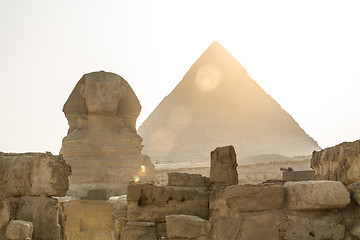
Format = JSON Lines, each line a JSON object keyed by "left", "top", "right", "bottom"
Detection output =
{"left": 139, "top": 42, "right": 320, "bottom": 164}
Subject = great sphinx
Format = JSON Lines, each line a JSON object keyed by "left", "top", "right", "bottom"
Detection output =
{"left": 61, "top": 71, "right": 155, "bottom": 199}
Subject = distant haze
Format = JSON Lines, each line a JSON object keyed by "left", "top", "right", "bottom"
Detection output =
{"left": 0, "top": 1, "right": 359, "bottom": 154}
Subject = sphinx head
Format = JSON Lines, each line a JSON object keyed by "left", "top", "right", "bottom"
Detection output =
{"left": 63, "top": 71, "right": 141, "bottom": 132}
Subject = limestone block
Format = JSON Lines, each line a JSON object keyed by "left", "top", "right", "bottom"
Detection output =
{"left": 0, "top": 152, "right": 71, "bottom": 197}
{"left": 350, "top": 219, "right": 360, "bottom": 238}
{"left": 120, "top": 222, "right": 156, "bottom": 240}
{"left": 209, "top": 185, "right": 234, "bottom": 218}
{"left": 311, "top": 139, "right": 360, "bottom": 185}
{"left": 65, "top": 231, "right": 114, "bottom": 240}
{"left": 10, "top": 196, "right": 63, "bottom": 240}
{"left": 239, "top": 213, "right": 283, "bottom": 240}
{"left": 166, "top": 215, "right": 209, "bottom": 239}
{"left": 62, "top": 200, "right": 113, "bottom": 234}
{"left": 156, "top": 222, "right": 167, "bottom": 240}
{"left": 224, "top": 183, "right": 284, "bottom": 212}
{"left": 284, "top": 181, "right": 350, "bottom": 210}
{"left": 210, "top": 216, "right": 243, "bottom": 240}
{"left": 109, "top": 195, "right": 127, "bottom": 219}
{"left": 348, "top": 182, "right": 360, "bottom": 204}
{"left": 127, "top": 183, "right": 209, "bottom": 222}
{"left": 5, "top": 220, "right": 33, "bottom": 240}
{"left": 279, "top": 215, "right": 345, "bottom": 240}
{"left": 167, "top": 173, "right": 210, "bottom": 189}
{"left": 210, "top": 146, "right": 238, "bottom": 186}
{"left": 114, "top": 218, "right": 126, "bottom": 240}
{"left": 0, "top": 196, "right": 10, "bottom": 240}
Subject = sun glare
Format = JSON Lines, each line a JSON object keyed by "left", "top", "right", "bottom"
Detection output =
{"left": 195, "top": 64, "right": 222, "bottom": 92}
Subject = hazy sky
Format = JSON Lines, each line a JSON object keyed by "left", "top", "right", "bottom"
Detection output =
{"left": 1, "top": 1, "right": 359, "bottom": 154}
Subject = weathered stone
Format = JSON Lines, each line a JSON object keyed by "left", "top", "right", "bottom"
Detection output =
{"left": 0, "top": 152, "right": 71, "bottom": 197}
{"left": 0, "top": 196, "right": 10, "bottom": 239}
{"left": 126, "top": 183, "right": 209, "bottom": 222}
{"left": 311, "top": 139, "right": 360, "bottom": 185}
{"left": 210, "top": 145, "right": 238, "bottom": 186}
{"left": 114, "top": 218, "right": 126, "bottom": 240}
{"left": 156, "top": 222, "right": 167, "bottom": 240}
{"left": 166, "top": 215, "right": 209, "bottom": 239}
{"left": 210, "top": 216, "right": 243, "bottom": 240}
{"left": 120, "top": 221, "right": 157, "bottom": 240}
{"left": 347, "top": 182, "right": 360, "bottom": 204}
{"left": 350, "top": 219, "right": 360, "bottom": 238}
{"left": 284, "top": 181, "right": 350, "bottom": 210}
{"left": 62, "top": 200, "right": 113, "bottom": 239}
{"left": 5, "top": 220, "right": 33, "bottom": 240}
{"left": 240, "top": 213, "right": 283, "bottom": 240}
{"left": 109, "top": 195, "right": 127, "bottom": 219}
{"left": 282, "top": 170, "right": 315, "bottom": 181}
{"left": 224, "top": 183, "right": 284, "bottom": 212}
{"left": 209, "top": 185, "right": 234, "bottom": 218}
{"left": 167, "top": 173, "right": 210, "bottom": 189}
{"left": 61, "top": 71, "right": 155, "bottom": 199}
{"left": 279, "top": 215, "right": 345, "bottom": 240}
{"left": 10, "top": 196, "right": 63, "bottom": 240}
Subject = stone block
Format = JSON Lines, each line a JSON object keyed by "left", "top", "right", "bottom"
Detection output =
{"left": 127, "top": 183, "right": 209, "bottom": 222}
{"left": 120, "top": 221, "right": 156, "bottom": 240}
{"left": 350, "top": 219, "right": 360, "bottom": 238}
{"left": 167, "top": 173, "right": 210, "bottom": 189}
{"left": 210, "top": 146, "right": 238, "bottom": 186}
{"left": 347, "top": 182, "right": 360, "bottom": 204}
{"left": 210, "top": 216, "right": 243, "bottom": 240}
{"left": 209, "top": 185, "right": 234, "bottom": 218}
{"left": 311, "top": 139, "right": 360, "bottom": 185}
{"left": 279, "top": 215, "right": 345, "bottom": 240}
{"left": 166, "top": 215, "right": 209, "bottom": 239}
{"left": 10, "top": 196, "right": 63, "bottom": 240}
{"left": 0, "top": 152, "right": 71, "bottom": 197}
{"left": 5, "top": 220, "right": 33, "bottom": 240}
{"left": 224, "top": 183, "right": 284, "bottom": 212}
{"left": 240, "top": 213, "right": 283, "bottom": 240}
{"left": 284, "top": 181, "right": 350, "bottom": 210}
{"left": 109, "top": 195, "right": 127, "bottom": 218}
{"left": 282, "top": 170, "right": 315, "bottom": 181}
{"left": 62, "top": 200, "right": 113, "bottom": 233}
{"left": 0, "top": 196, "right": 10, "bottom": 237}
{"left": 156, "top": 222, "right": 167, "bottom": 240}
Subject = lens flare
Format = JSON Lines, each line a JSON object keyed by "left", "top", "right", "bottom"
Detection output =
{"left": 134, "top": 176, "right": 140, "bottom": 183}
{"left": 195, "top": 64, "right": 222, "bottom": 92}
{"left": 141, "top": 165, "right": 146, "bottom": 173}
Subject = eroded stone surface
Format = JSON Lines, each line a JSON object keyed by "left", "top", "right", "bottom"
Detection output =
{"left": 0, "top": 152, "right": 71, "bottom": 197}
{"left": 224, "top": 183, "right": 284, "bottom": 212}
{"left": 210, "top": 145, "right": 238, "bottom": 186}
{"left": 5, "top": 220, "right": 33, "bottom": 240}
{"left": 120, "top": 221, "right": 157, "bottom": 240}
{"left": 210, "top": 216, "right": 243, "bottom": 240}
{"left": 167, "top": 173, "right": 210, "bottom": 189}
{"left": 240, "top": 213, "right": 283, "bottom": 240}
{"left": 311, "top": 139, "right": 360, "bottom": 185}
{"left": 61, "top": 71, "right": 155, "bottom": 198}
{"left": 284, "top": 181, "right": 350, "bottom": 210}
{"left": 0, "top": 196, "right": 10, "bottom": 239}
{"left": 62, "top": 200, "right": 113, "bottom": 240}
{"left": 279, "top": 215, "right": 346, "bottom": 240}
{"left": 126, "top": 183, "right": 209, "bottom": 222}
{"left": 166, "top": 215, "right": 209, "bottom": 239}
{"left": 10, "top": 196, "right": 63, "bottom": 240}
{"left": 347, "top": 182, "right": 360, "bottom": 204}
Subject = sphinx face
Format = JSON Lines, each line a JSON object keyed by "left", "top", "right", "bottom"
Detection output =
{"left": 82, "top": 77, "right": 126, "bottom": 115}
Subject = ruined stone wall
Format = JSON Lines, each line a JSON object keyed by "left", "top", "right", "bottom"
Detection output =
{"left": 117, "top": 145, "right": 360, "bottom": 240}
{"left": 0, "top": 152, "right": 71, "bottom": 240}
{"left": 311, "top": 139, "right": 360, "bottom": 185}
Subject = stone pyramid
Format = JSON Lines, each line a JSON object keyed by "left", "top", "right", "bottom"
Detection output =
{"left": 138, "top": 42, "right": 320, "bottom": 164}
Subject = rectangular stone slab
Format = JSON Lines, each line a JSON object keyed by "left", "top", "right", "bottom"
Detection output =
{"left": 0, "top": 152, "right": 71, "bottom": 197}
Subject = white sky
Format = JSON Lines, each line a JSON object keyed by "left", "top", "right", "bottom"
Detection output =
{"left": 0, "top": 0, "right": 359, "bottom": 154}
